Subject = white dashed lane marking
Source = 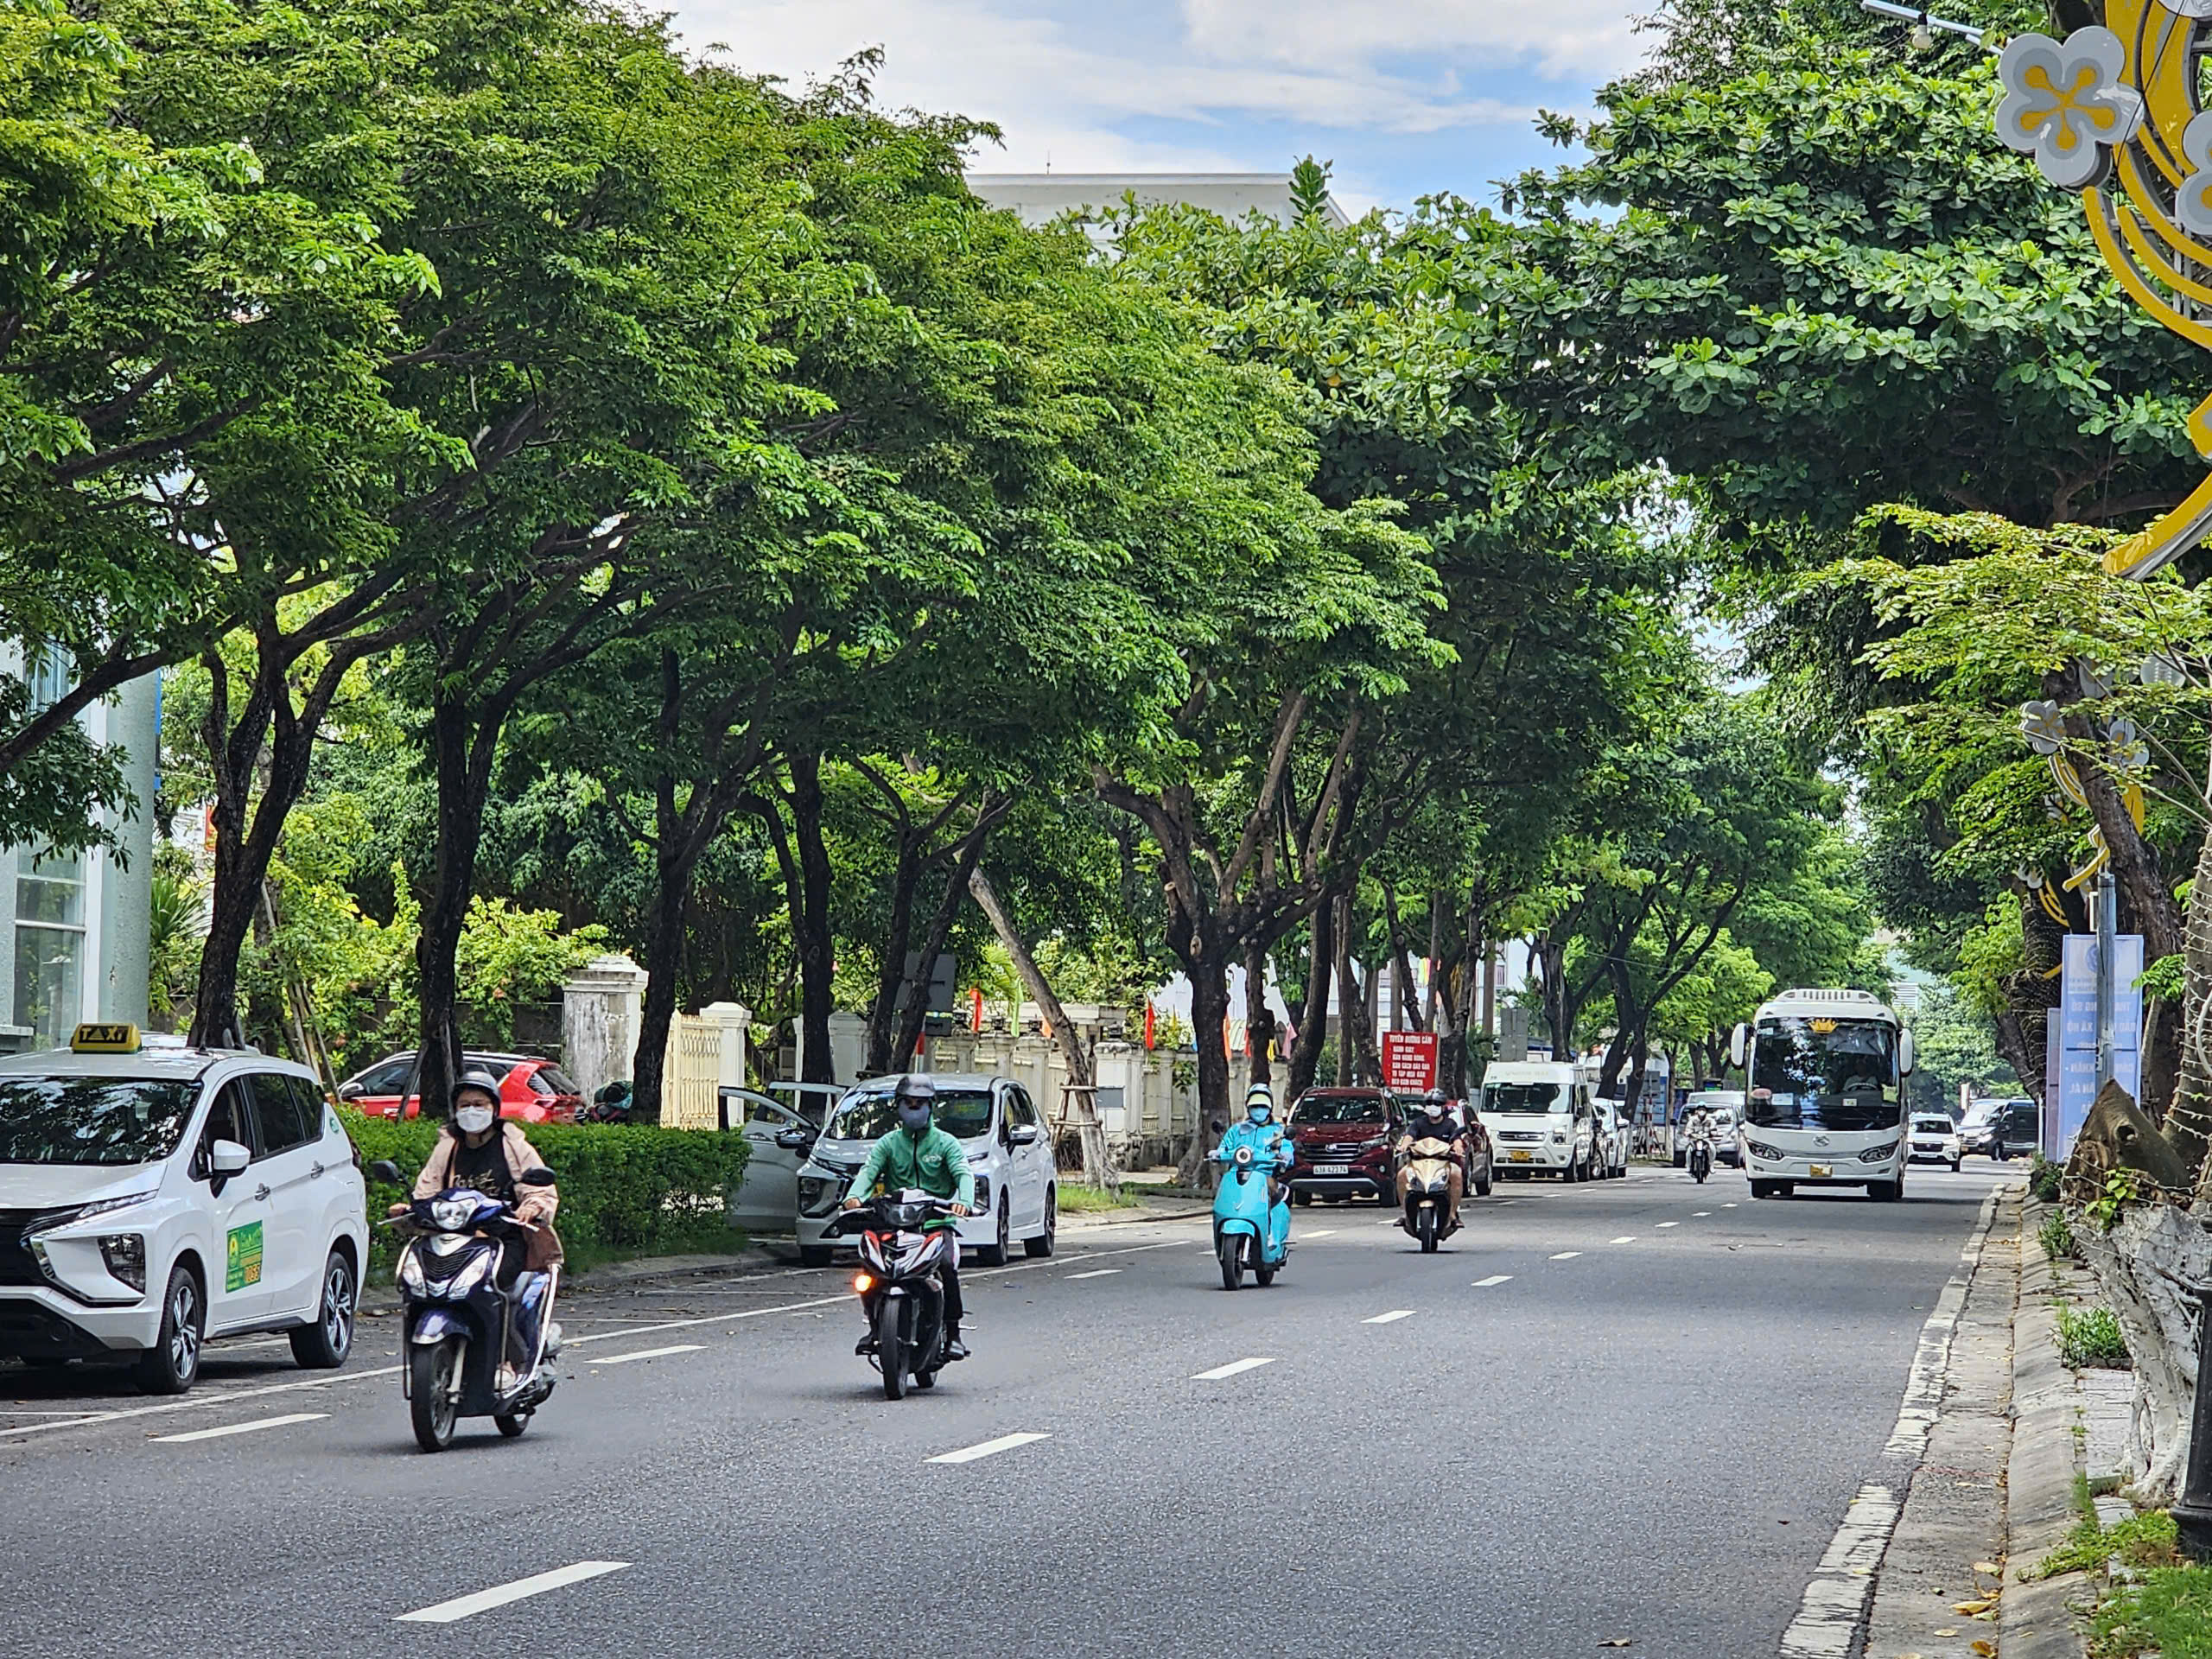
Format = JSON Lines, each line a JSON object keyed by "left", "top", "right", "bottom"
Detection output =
{"left": 1609, "top": 1236, "right": 1637, "bottom": 1244}
{"left": 1656, "top": 1222, "right": 1680, "bottom": 1229}
{"left": 927, "top": 1432, "right": 1052, "bottom": 1465}
{"left": 397, "top": 1561, "right": 629, "bottom": 1624}
{"left": 151, "top": 1412, "right": 327, "bottom": 1444}
{"left": 1363, "top": 1309, "right": 1415, "bottom": 1325}
{"left": 1472, "top": 1274, "right": 1512, "bottom": 1287}
{"left": 1193, "top": 1357, "right": 1275, "bottom": 1381}
{"left": 1064, "top": 1269, "right": 1121, "bottom": 1280}
{"left": 587, "top": 1344, "right": 703, "bottom": 1366}
{"left": 1550, "top": 1251, "right": 1582, "bottom": 1261}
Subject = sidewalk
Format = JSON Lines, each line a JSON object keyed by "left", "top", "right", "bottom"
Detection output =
{"left": 1862, "top": 1185, "right": 2134, "bottom": 1659}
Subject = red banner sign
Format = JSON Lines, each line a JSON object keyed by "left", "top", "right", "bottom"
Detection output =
{"left": 1381, "top": 1030, "right": 1440, "bottom": 1094}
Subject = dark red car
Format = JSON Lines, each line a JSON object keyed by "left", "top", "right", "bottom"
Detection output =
{"left": 1286, "top": 1087, "right": 1403, "bottom": 1204}
{"left": 334, "top": 1051, "right": 583, "bottom": 1123}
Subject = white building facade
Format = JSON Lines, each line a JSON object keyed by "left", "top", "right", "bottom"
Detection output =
{"left": 0, "top": 645, "right": 158, "bottom": 1052}
{"left": 965, "top": 172, "right": 1351, "bottom": 232}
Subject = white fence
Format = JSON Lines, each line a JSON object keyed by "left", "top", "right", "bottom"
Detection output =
{"left": 924, "top": 1033, "right": 1252, "bottom": 1167}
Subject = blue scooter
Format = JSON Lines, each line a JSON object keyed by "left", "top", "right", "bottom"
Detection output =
{"left": 1211, "top": 1139, "right": 1290, "bottom": 1290}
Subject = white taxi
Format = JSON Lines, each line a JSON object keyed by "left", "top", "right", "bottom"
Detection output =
{"left": 0, "top": 1025, "right": 368, "bottom": 1393}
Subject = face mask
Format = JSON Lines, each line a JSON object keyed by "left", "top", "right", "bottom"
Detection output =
{"left": 454, "top": 1103, "right": 495, "bottom": 1135}
{"left": 1248, "top": 1105, "right": 1271, "bottom": 1124}
{"left": 898, "top": 1104, "right": 931, "bottom": 1134}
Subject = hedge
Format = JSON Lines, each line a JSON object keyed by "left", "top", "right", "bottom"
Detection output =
{"left": 340, "top": 1109, "right": 749, "bottom": 1271}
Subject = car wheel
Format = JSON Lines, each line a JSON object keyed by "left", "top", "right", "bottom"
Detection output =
{"left": 1024, "top": 1190, "right": 1058, "bottom": 1258}
{"left": 134, "top": 1262, "right": 205, "bottom": 1395}
{"left": 289, "top": 1249, "right": 357, "bottom": 1370}
{"left": 1950, "top": 1158, "right": 1962, "bottom": 1173}
{"left": 799, "top": 1244, "right": 833, "bottom": 1268}
{"left": 1474, "top": 1160, "right": 1492, "bottom": 1198}
{"left": 1293, "top": 1191, "right": 1313, "bottom": 1207}
{"left": 977, "top": 1196, "right": 1011, "bottom": 1267}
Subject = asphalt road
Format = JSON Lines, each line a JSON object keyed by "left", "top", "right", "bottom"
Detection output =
{"left": 0, "top": 1160, "right": 2017, "bottom": 1659}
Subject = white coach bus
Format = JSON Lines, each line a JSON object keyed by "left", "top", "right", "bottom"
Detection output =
{"left": 1730, "top": 988, "right": 1916, "bottom": 1202}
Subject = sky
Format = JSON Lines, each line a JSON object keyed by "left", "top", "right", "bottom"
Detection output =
{"left": 667, "top": 0, "right": 1654, "bottom": 214}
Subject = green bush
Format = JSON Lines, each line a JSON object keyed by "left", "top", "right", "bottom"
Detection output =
{"left": 2057, "top": 1304, "right": 2133, "bottom": 1370}
{"left": 2041, "top": 1210, "right": 2078, "bottom": 1262}
{"left": 340, "top": 1109, "right": 748, "bottom": 1272}
{"left": 2031, "top": 1154, "right": 2065, "bottom": 1204}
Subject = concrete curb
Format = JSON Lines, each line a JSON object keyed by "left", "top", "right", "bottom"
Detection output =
{"left": 2002, "top": 1195, "right": 2092, "bottom": 1659}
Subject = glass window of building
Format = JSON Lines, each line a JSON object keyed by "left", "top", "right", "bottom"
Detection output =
{"left": 15, "top": 847, "right": 86, "bottom": 1045}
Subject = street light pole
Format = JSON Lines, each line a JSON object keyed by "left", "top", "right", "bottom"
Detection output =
{"left": 2095, "top": 868, "right": 2118, "bottom": 1091}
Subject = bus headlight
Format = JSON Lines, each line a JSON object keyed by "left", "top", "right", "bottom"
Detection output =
{"left": 1745, "top": 1140, "right": 1784, "bottom": 1162}
{"left": 1858, "top": 1141, "right": 1902, "bottom": 1164}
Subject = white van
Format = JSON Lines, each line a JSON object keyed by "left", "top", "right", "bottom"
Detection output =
{"left": 0, "top": 1026, "right": 369, "bottom": 1393}
{"left": 1477, "top": 1061, "right": 1599, "bottom": 1181}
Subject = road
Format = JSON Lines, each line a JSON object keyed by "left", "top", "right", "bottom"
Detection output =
{"left": 0, "top": 1160, "right": 2016, "bottom": 1658}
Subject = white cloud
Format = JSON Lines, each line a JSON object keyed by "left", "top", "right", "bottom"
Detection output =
{"left": 677, "top": 0, "right": 1548, "bottom": 179}
{"left": 1182, "top": 0, "right": 1645, "bottom": 85}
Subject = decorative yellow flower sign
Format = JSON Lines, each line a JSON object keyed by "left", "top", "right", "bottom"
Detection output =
{"left": 1997, "top": 4, "right": 2212, "bottom": 577}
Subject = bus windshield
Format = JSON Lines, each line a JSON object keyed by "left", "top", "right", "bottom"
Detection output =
{"left": 1748, "top": 1017, "right": 1901, "bottom": 1133}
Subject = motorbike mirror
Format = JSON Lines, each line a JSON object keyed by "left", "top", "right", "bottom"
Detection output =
{"left": 518, "top": 1166, "right": 557, "bottom": 1187}
{"left": 365, "top": 1159, "right": 404, "bottom": 1185}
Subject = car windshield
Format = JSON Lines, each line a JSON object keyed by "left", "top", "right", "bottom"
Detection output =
{"left": 1913, "top": 1116, "right": 1955, "bottom": 1134}
{"left": 1293, "top": 1095, "right": 1390, "bottom": 1124}
{"left": 825, "top": 1089, "right": 994, "bottom": 1141}
{"left": 1749, "top": 1017, "right": 1901, "bottom": 1133}
{"left": 0, "top": 1076, "right": 202, "bottom": 1166}
{"left": 1483, "top": 1082, "right": 1564, "bottom": 1114}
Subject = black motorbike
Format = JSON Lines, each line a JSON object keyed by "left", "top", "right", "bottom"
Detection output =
{"left": 1688, "top": 1138, "right": 1713, "bottom": 1184}
{"left": 835, "top": 1191, "right": 958, "bottom": 1401}
{"left": 368, "top": 1160, "right": 563, "bottom": 1452}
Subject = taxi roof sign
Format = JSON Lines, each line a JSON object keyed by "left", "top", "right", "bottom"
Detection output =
{"left": 70, "top": 1022, "right": 141, "bottom": 1054}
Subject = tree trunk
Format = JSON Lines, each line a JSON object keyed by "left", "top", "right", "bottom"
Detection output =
{"left": 1244, "top": 938, "right": 1277, "bottom": 1086}
{"left": 863, "top": 830, "right": 924, "bottom": 1077}
{"left": 890, "top": 814, "right": 995, "bottom": 1069}
{"left": 2163, "top": 819, "right": 2212, "bottom": 1180}
{"left": 1286, "top": 884, "right": 1336, "bottom": 1101}
{"left": 414, "top": 690, "right": 486, "bottom": 1119}
{"left": 2071, "top": 1201, "right": 2211, "bottom": 1502}
{"left": 1334, "top": 892, "right": 1361, "bottom": 1086}
{"left": 788, "top": 752, "right": 836, "bottom": 1085}
{"left": 1383, "top": 886, "right": 1426, "bottom": 1033}
{"left": 1178, "top": 953, "right": 1234, "bottom": 1187}
{"left": 969, "top": 865, "right": 1115, "bottom": 1192}
{"left": 629, "top": 845, "right": 690, "bottom": 1128}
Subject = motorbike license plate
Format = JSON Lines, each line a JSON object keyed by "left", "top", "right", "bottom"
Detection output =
{"left": 1509, "top": 1149, "right": 1534, "bottom": 1163}
{"left": 1809, "top": 1162, "right": 1832, "bottom": 1179}
{"left": 1314, "top": 1163, "right": 1351, "bottom": 1176}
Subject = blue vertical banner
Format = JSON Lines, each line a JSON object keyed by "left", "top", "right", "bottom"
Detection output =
{"left": 2056, "top": 933, "right": 2143, "bottom": 1158}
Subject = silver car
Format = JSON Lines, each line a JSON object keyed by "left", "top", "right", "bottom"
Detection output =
{"left": 793, "top": 1074, "right": 1058, "bottom": 1267}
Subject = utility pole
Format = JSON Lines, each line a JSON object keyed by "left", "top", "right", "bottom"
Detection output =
{"left": 2095, "top": 869, "right": 2117, "bottom": 1090}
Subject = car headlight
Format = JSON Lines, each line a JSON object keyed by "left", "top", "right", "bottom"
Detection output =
{"left": 973, "top": 1175, "right": 992, "bottom": 1209}
{"left": 798, "top": 1174, "right": 836, "bottom": 1212}
{"left": 1550, "top": 1128, "right": 1567, "bottom": 1143}
{"left": 1746, "top": 1140, "right": 1784, "bottom": 1161}
{"left": 1360, "top": 1136, "right": 1388, "bottom": 1151}
{"left": 98, "top": 1234, "right": 146, "bottom": 1293}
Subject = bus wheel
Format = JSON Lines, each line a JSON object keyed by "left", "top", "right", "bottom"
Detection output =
{"left": 1751, "top": 1180, "right": 1775, "bottom": 1199}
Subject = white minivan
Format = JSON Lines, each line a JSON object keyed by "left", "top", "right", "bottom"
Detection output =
{"left": 792, "top": 1073, "right": 1059, "bottom": 1267}
{"left": 1477, "top": 1061, "right": 1599, "bottom": 1181}
{"left": 0, "top": 1027, "right": 369, "bottom": 1393}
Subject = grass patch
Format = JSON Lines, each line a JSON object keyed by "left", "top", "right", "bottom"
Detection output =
{"left": 2041, "top": 1210, "right": 2079, "bottom": 1262}
{"left": 1057, "top": 1183, "right": 1131, "bottom": 1213}
{"left": 2091, "top": 1559, "right": 2212, "bottom": 1657}
{"left": 2057, "top": 1304, "right": 2133, "bottom": 1370}
{"left": 2031, "top": 1508, "right": 2177, "bottom": 1580}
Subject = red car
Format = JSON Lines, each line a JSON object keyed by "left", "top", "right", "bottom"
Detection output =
{"left": 334, "top": 1051, "right": 583, "bottom": 1123}
{"left": 1286, "top": 1087, "right": 1403, "bottom": 1204}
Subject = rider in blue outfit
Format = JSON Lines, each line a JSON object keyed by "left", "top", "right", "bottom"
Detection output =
{"left": 1216, "top": 1083, "right": 1293, "bottom": 1255}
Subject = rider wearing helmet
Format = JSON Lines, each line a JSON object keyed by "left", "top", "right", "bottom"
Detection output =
{"left": 404, "top": 1068, "right": 563, "bottom": 1381}
{"left": 842, "top": 1074, "right": 976, "bottom": 1360}
{"left": 1395, "top": 1090, "right": 1468, "bottom": 1226}
{"left": 1217, "top": 1083, "right": 1294, "bottom": 1192}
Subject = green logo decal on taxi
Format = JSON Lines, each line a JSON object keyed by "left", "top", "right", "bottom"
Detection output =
{"left": 226, "top": 1221, "right": 264, "bottom": 1292}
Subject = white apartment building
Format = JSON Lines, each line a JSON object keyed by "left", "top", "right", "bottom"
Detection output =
{"left": 0, "top": 645, "right": 157, "bottom": 1052}
{"left": 965, "top": 172, "right": 1352, "bottom": 232}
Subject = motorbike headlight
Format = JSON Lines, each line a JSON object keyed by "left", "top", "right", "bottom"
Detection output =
{"left": 447, "top": 1250, "right": 497, "bottom": 1294}
{"left": 429, "top": 1197, "right": 478, "bottom": 1231}
{"left": 397, "top": 1248, "right": 427, "bottom": 1292}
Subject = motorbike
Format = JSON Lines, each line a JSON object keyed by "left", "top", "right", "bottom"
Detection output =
{"left": 1211, "top": 1134, "right": 1289, "bottom": 1291}
{"left": 1688, "top": 1136, "right": 1713, "bottom": 1184}
{"left": 367, "top": 1160, "right": 562, "bottom": 1452}
{"left": 1399, "top": 1135, "right": 1462, "bottom": 1253}
{"left": 836, "top": 1191, "right": 958, "bottom": 1400}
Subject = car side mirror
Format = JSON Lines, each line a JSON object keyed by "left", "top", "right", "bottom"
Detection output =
{"left": 1897, "top": 1030, "right": 1916, "bottom": 1078}
{"left": 1729, "top": 1023, "right": 1748, "bottom": 1070}
{"left": 518, "top": 1166, "right": 556, "bottom": 1187}
{"left": 211, "top": 1139, "right": 250, "bottom": 1176}
{"left": 1008, "top": 1124, "right": 1039, "bottom": 1147}
{"left": 365, "top": 1159, "right": 404, "bottom": 1185}
{"left": 775, "top": 1127, "right": 814, "bottom": 1150}
{"left": 338, "top": 1082, "right": 363, "bottom": 1101}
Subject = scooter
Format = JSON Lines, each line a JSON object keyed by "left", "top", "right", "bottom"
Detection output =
{"left": 1688, "top": 1137, "right": 1713, "bottom": 1184}
{"left": 1399, "top": 1135, "right": 1462, "bottom": 1253}
{"left": 1211, "top": 1138, "right": 1289, "bottom": 1290}
{"left": 835, "top": 1191, "right": 958, "bottom": 1399}
{"left": 368, "top": 1160, "right": 562, "bottom": 1452}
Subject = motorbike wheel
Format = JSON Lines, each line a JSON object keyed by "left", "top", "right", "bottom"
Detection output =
{"left": 1217, "top": 1234, "right": 1246, "bottom": 1292}
{"left": 409, "top": 1338, "right": 461, "bottom": 1452}
{"left": 877, "top": 1300, "right": 906, "bottom": 1401}
{"left": 494, "top": 1411, "right": 531, "bottom": 1439}
{"left": 1418, "top": 1207, "right": 1439, "bottom": 1253}
{"left": 913, "top": 1370, "right": 938, "bottom": 1389}
{"left": 1254, "top": 1255, "right": 1276, "bottom": 1287}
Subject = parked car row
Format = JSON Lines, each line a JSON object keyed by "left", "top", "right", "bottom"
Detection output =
{"left": 334, "top": 1051, "right": 584, "bottom": 1123}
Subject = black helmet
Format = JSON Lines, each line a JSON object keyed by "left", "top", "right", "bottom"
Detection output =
{"left": 1421, "top": 1090, "right": 1450, "bottom": 1115}
{"left": 452, "top": 1067, "right": 503, "bottom": 1107}
{"left": 893, "top": 1073, "right": 936, "bottom": 1131}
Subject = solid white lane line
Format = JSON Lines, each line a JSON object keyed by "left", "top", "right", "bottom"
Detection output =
{"left": 1472, "top": 1274, "right": 1512, "bottom": 1287}
{"left": 1609, "top": 1236, "right": 1638, "bottom": 1244}
{"left": 587, "top": 1344, "right": 704, "bottom": 1366}
{"left": 1363, "top": 1309, "right": 1414, "bottom": 1325}
{"left": 1656, "top": 1221, "right": 1680, "bottom": 1229}
{"left": 1192, "top": 1357, "right": 1276, "bottom": 1381}
{"left": 397, "top": 1561, "right": 629, "bottom": 1624}
{"left": 1064, "top": 1268, "right": 1122, "bottom": 1281}
{"left": 1550, "top": 1251, "right": 1582, "bottom": 1261}
{"left": 927, "top": 1432, "right": 1052, "bottom": 1465}
{"left": 152, "top": 1412, "right": 327, "bottom": 1444}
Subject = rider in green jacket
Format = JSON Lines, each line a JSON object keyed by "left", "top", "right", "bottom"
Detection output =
{"left": 842, "top": 1074, "right": 976, "bottom": 1358}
